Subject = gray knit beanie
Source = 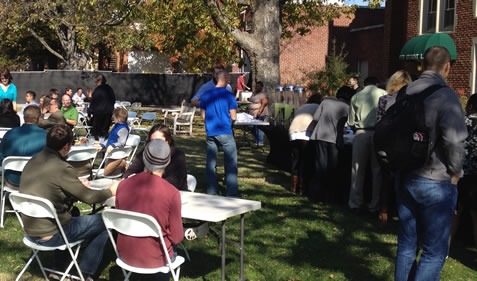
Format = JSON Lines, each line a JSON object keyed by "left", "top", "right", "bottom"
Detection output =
{"left": 143, "top": 139, "right": 171, "bottom": 171}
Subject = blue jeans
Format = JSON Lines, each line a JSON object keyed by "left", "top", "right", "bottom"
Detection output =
{"left": 206, "top": 134, "right": 239, "bottom": 196}
{"left": 248, "top": 116, "right": 265, "bottom": 145}
{"left": 395, "top": 175, "right": 457, "bottom": 281}
{"left": 27, "top": 214, "right": 109, "bottom": 276}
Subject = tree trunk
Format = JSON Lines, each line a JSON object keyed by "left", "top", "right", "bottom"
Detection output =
{"left": 205, "top": 0, "right": 281, "bottom": 91}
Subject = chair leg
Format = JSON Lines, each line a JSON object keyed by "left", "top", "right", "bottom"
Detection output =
{"left": 1, "top": 190, "right": 6, "bottom": 228}
{"left": 16, "top": 250, "right": 39, "bottom": 281}
{"left": 34, "top": 252, "right": 50, "bottom": 281}
{"left": 124, "top": 271, "right": 132, "bottom": 281}
{"left": 178, "top": 242, "right": 191, "bottom": 261}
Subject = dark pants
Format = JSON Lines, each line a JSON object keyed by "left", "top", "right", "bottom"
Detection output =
{"left": 313, "top": 140, "right": 339, "bottom": 202}
{"left": 92, "top": 113, "right": 112, "bottom": 139}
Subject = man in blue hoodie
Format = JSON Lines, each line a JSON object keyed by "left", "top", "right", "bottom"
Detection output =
{"left": 394, "top": 46, "right": 467, "bottom": 281}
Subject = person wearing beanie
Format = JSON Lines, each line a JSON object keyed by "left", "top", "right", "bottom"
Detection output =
{"left": 115, "top": 140, "right": 184, "bottom": 279}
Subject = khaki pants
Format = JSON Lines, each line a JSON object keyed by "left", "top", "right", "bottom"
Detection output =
{"left": 348, "top": 129, "right": 382, "bottom": 211}
{"left": 104, "top": 159, "right": 127, "bottom": 176}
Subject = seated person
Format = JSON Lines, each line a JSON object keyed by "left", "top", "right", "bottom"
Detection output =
{"left": 21, "top": 90, "right": 39, "bottom": 114}
{"left": 61, "top": 94, "right": 78, "bottom": 127}
{"left": 72, "top": 88, "right": 86, "bottom": 105}
{"left": 123, "top": 125, "right": 187, "bottom": 191}
{"left": 19, "top": 125, "right": 117, "bottom": 281}
{"left": 0, "top": 105, "right": 47, "bottom": 188}
{"left": 116, "top": 139, "right": 183, "bottom": 279}
{"left": 0, "top": 98, "right": 20, "bottom": 128}
{"left": 38, "top": 98, "right": 66, "bottom": 130}
{"left": 99, "top": 107, "right": 129, "bottom": 176}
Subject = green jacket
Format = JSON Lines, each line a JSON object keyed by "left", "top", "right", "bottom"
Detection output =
{"left": 19, "top": 147, "right": 112, "bottom": 237}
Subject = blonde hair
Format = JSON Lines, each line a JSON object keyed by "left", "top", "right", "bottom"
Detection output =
{"left": 113, "top": 107, "right": 128, "bottom": 123}
{"left": 386, "top": 70, "right": 412, "bottom": 94}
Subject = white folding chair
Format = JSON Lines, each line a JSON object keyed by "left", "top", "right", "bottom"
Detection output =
{"left": 186, "top": 174, "right": 197, "bottom": 193}
{"left": 131, "top": 112, "right": 157, "bottom": 135}
{"left": 67, "top": 147, "right": 98, "bottom": 179}
{"left": 93, "top": 146, "right": 133, "bottom": 180}
{"left": 9, "top": 193, "right": 86, "bottom": 281}
{"left": 0, "top": 127, "right": 12, "bottom": 143}
{"left": 74, "top": 112, "right": 92, "bottom": 138}
{"left": 0, "top": 156, "right": 31, "bottom": 228}
{"left": 102, "top": 209, "right": 185, "bottom": 281}
{"left": 120, "top": 101, "right": 132, "bottom": 108}
{"left": 165, "top": 107, "right": 196, "bottom": 136}
{"left": 125, "top": 134, "right": 141, "bottom": 164}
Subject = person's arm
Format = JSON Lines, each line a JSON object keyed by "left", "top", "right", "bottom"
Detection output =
{"left": 201, "top": 109, "right": 206, "bottom": 120}
{"left": 109, "top": 127, "right": 128, "bottom": 148}
{"left": 61, "top": 165, "right": 112, "bottom": 204}
{"left": 168, "top": 191, "right": 184, "bottom": 245}
{"left": 347, "top": 96, "right": 356, "bottom": 129}
{"left": 12, "top": 102, "right": 17, "bottom": 111}
{"left": 439, "top": 91, "right": 468, "bottom": 179}
{"left": 230, "top": 109, "right": 237, "bottom": 122}
{"left": 123, "top": 150, "right": 145, "bottom": 178}
{"left": 65, "top": 110, "right": 78, "bottom": 126}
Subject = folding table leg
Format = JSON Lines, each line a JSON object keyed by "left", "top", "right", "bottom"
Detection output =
{"left": 238, "top": 214, "right": 246, "bottom": 281}
{"left": 221, "top": 220, "right": 226, "bottom": 281}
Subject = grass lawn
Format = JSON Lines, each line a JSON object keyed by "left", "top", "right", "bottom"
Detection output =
{"left": 0, "top": 117, "right": 476, "bottom": 280}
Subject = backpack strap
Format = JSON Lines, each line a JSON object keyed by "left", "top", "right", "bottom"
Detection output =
{"left": 418, "top": 84, "right": 446, "bottom": 99}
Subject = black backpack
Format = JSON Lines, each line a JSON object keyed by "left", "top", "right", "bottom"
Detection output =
{"left": 374, "top": 84, "right": 444, "bottom": 172}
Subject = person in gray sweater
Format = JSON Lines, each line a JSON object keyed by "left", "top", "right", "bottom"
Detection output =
{"left": 394, "top": 46, "right": 467, "bottom": 281}
{"left": 310, "top": 86, "right": 354, "bottom": 202}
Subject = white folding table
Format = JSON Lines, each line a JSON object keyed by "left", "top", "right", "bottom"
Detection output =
{"left": 97, "top": 184, "right": 261, "bottom": 281}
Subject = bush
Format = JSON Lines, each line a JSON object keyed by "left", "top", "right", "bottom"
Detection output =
{"left": 305, "top": 40, "right": 355, "bottom": 96}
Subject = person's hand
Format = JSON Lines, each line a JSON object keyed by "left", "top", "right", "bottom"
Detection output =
{"left": 109, "top": 181, "right": 120, "bottom": 196}
{"left": 451, "top": 174, "right": 459, "bottom": 185}
{"left": 106, "top": 145, "right": 113, "bottom": 154}
{"left": 80, "top": 178, "right": 90, "bottom": 188}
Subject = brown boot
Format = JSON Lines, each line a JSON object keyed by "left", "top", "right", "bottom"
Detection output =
{"left": 291, "top": 175, "right": 298, "bottom": 194}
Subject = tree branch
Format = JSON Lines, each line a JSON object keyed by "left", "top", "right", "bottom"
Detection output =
{"left": 203, "top": 0, "right": 262, "bottom": 53}
{"left": 28, "top": 28, "right": 66, "bottom": 62}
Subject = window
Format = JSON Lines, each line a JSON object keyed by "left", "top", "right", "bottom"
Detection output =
{"left": 421, "top": 0, "right": 455, "bottom": 33}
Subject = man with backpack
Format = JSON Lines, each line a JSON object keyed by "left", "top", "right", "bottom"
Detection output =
{"left": 393, "top": 46, "right": 467, "bottom": 281}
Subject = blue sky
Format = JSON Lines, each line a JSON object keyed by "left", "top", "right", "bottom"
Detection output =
{"left": 344, "top": 0, "right": 385, "bottom": 6}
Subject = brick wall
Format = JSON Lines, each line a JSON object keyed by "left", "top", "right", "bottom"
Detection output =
{"left": 280, "top": 8, "right": 385, "bottom": 85}
{"left": 403, "top": 0, "right": 477, "bottom": 95}
{"left": 280, "top": 23, "right": 330, "bottom": 85}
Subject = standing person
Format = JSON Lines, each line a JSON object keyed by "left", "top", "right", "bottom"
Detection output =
{"left": 0, "top": 67, "right": 17, "bottom": 111}
{"left": 288, "top": 94, "right": 322, "bottom": 195}
{"left": 376, "top": 70, "right": 412, "bottom": 228}
{"left": 349, "top": 76, "right": 362, "bottom": 94}
{"left": 116, "top": 139, "right": 183, "bottom": 281}
{"left": 310, "top": 86, "right": 354, "bottom": 203}
{"left": 248, "top": 81, "right": 269, "bottom": 145}
{"left": 191, "top": 64, "right": 232, "bottom": 107}
{"left": 88, "top": 74, "right": 116, "bottom": 140}
{"left": 61, "top": 94, "right": 78, "bottom": 127}
{"left": 235, "top": 72, "right": 250, "bottom": 100}
{"left": 123, "top": 125, "right": 188, "bottom": 191}
{"left": 20, "top": 125, "right": 117, "bottom": 281}
{"left": 347, "top": 76, "right": 387, "bottom": 214}
{"left": 0, "top": 99, "right": 20, "bottom": 128}
{"left": 0, "top": 106, "right": 46, "bottom": 188}
{"left": 21, "top": 91, "right": 39, "bottom": 114}
{"left": 394, "top": 46, "right": 467, "bottom": 281}
{"left": 199, "top": 70, "right": 239, "bottom": 197}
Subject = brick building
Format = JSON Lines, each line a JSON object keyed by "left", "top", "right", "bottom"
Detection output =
{"left": 384, "top": 0, "right": 477, "bottom": 95}
{"left": 280, "top": 7, "right": 386, "bottom": 85}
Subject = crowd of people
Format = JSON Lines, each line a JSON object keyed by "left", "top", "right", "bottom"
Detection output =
{"left": 287, "top": 46, "right": 474, "bottom": 281}
{"left": 0, "top": 45, "right": 473, "bottom": 281}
